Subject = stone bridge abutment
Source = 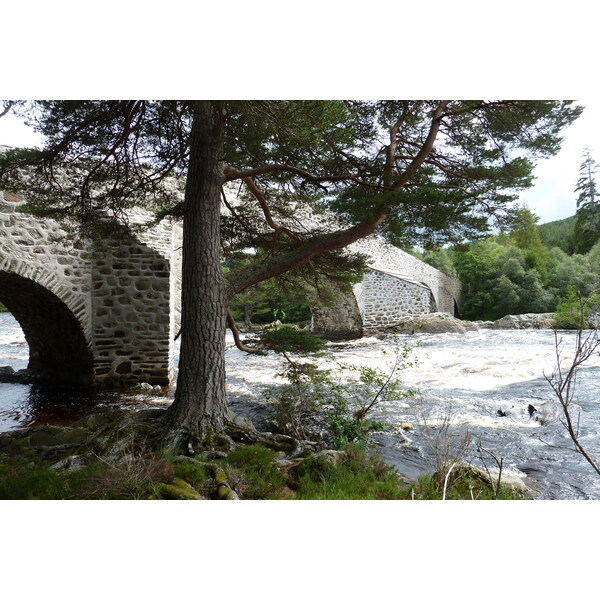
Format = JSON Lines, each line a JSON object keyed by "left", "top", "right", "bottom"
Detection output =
{"left": 0, "top": 191, "right": 181, "bottom": 387}
{"left": 310, "top": 237, "right": 464, "bottom": 338}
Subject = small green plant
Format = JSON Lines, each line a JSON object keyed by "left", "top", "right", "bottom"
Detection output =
{"left": 224, "top": 444, "right": 286, "bottom": 499}
{"left": 269, "top": 340, "right": 417, "bottom": 449}
{"left": 318, "top": 387, "right": 386, "bottom": 448}
{"left": 340, "top": 340, "right": 418, "bottom": 420}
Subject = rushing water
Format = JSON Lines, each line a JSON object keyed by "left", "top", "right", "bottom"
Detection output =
{"left": 1, "top": 311, "right": 599, "bottom": 499}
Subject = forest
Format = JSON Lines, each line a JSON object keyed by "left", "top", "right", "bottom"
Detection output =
{"left": 420, "top": 205, "right": 600, "bottom": 325}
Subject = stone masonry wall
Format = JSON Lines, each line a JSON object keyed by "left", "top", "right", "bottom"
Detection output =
{"left": 0, "top": 191, "right": 180, "bottom": 387}
{"left": 90, "top": 241, "right": 172, "bottom": 386}
{"left": 119, "top": 209, "right": 183, "bottom": 379}
{"left": 355, "top": 269, "right": 434, "bottom": 330}
{"left": 352, "top": 236, "right": 463, "bottom": 314}
{"left": 0, "top": 191, "right": 93, "bottom": 345}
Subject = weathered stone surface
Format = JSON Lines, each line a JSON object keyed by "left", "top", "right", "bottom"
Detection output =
{"left": 492, "top": 313, "right": 556, "bottom": 329}
{"left": 373, "top": 312, "right": 479, "bottom": 334}
{"left": 0, "top": 191, "right": 182, "bottom": 388}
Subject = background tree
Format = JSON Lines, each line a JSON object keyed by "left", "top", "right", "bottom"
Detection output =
{"left": 504, "top": 203, "right": 549, "bottom": 281}
{"left": 452, "top": 237, "right": 506, "bottom": 319}
{"left": 491, "top": 247, "right": 553, "bottom": 317}
{"left": 421, "top": 247, "right": 458, "bottom": 278}
{"left": 0, "top": 100, "right": 582, "bottom": 450}
{"left": 574, "top": 148, "right": 600, "bottom": 254}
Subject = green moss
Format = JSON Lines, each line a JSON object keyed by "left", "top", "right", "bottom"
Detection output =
{"left": 159, "top": 479, "right": 204, "bottom": 500}
{"left": 174, "top": 461, "right": 213, "bottom": 488}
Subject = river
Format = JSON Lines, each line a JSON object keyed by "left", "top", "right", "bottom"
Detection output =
{"left": 1, "top": 311, "right": 599, "bottom": 499}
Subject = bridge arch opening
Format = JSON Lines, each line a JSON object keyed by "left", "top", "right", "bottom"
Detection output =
{"left": 0, "top": 271, "right": 93, "bottom": 386}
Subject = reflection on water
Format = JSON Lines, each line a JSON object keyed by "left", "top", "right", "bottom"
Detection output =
{"left": 0, "top": 381, "right": 125, "bottom": 432}
{"left": 0, "top": 312, "right": 163, "bottom": 432}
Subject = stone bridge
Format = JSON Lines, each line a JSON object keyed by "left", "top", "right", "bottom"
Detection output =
{"left": 0, "top": 189, "right": 462, "bottom": 387}
{"left": 0, "top": 190, "right": 182, "bottom": 387}
{"left": 311, "top": 236, "right": 464, "bottom": 338}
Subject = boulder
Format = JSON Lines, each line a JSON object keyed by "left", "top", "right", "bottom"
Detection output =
{"left": 390, "top": 312, "right": 480, "bottom": 334}
{"left": 28, "top": 425, "right": 89, "bottom": 448}
{"left": 493, "top": 313, "right": 556, "bottom": 329}
{"left": 437, "top": 461, "right": 531, "bottom": 496}
{"left": 587, "top": 311, "right": 600, "bottom": 328}
{"left": 0, "top": 366, "right": 34, "bottom": 383}
{"left": 528, "top": 402, "right": 559, "bottom": 425}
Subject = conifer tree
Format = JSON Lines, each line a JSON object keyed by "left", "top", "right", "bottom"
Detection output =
{"left": 574, "top": 148, "right": 600, "bottom": 254}
{"left": 0, "top": 100, "right": 583, "bottom": 449}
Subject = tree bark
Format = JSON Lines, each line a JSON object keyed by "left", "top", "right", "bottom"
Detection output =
{"left": 164, "top": 101, "right": 227, "bottom": 449}
{"left": 244, "top": 303, "right": 253, "bottom": 329}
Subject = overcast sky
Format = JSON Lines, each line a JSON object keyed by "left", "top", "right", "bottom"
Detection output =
{"left": 1, "top": 101, "right": 597, "bottom": 225}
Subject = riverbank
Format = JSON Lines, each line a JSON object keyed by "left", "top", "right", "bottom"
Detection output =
{"left": 0, "top": 405, "right": 529, "bottom": 500}
{"left": 2, "top": 312, "right": 599, "bottom": 499}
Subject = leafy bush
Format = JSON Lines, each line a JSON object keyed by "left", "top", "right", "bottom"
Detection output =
{"left": 554, "top": 288, "right": 600, "bottom": 329}
{"left": 268, "top": 342, "right": 416, "bottom": 449}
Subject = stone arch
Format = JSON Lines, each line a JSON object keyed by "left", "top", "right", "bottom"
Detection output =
{"left": 0, "top": 270, "right": 93, "bottom": 385}
{"left": 417, "top": 281, "right": 438, "bottom": 312}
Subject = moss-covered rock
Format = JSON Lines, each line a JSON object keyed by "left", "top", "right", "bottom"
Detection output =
{"left": 28, "top": 425, "right": 89, "bottom": 448}
{"left": 434, "top": 461, "right": 531, "bottom": 498}
{"left": 158, "top": 478, "right": 205, "bottom": 500}
{"left": 382, "top": 312, "right": 479, "bottom": 334}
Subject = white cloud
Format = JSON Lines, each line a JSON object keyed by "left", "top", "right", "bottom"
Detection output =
{"left": 0, "top": 112, "right": 43, "bottom": 149}
{"left": 519, "top": 100, "right": 600, "bottom": 224}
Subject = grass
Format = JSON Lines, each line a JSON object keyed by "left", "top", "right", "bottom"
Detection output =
{"left": 0, "top": 435, "right": 528, "bottom": 500}
{"left": 290, "top": 445, "right": 405, "bottom": 500}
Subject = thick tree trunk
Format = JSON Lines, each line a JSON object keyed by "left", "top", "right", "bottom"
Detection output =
{"left": 164, "top": 101, "right": 228, "bottom": 450}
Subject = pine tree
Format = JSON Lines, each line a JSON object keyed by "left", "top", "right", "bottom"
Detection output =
{"left": 0, "top": 100, "right": 583, "bottom": 450}
{"left": 574, "top": 148, "right": 600, "bottom": 254}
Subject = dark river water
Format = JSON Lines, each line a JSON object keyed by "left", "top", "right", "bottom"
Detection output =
{"left": 1, "top": 311, "right": 599, "bottom": 499}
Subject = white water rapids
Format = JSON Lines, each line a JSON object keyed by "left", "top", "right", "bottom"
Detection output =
{"left": 1, "top": 311, "right": 599, "bottom": 499}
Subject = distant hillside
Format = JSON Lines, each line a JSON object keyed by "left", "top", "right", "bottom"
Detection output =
{"left": 538, "top": 215, "right": 576, "bottom": 254}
